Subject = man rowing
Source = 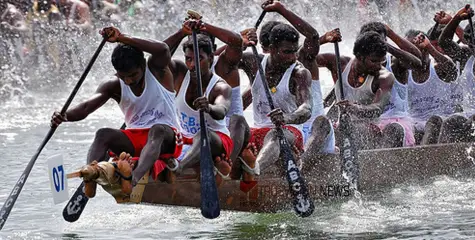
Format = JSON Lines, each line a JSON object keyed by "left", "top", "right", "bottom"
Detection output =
{"left": 240, "top": 22, "right": 313, "bottom": 178}
{"left": 51, "top": 26, "right": 182, "bottom": 196}
{"left": 358, "top": 22, "right": 422, "bottom": 147}
{"left": 258, "top": 0, "right": 335, "bottom": 156}
{"left": 437, "top": 5, "right": 475, "bottom": 143}
{"left": 334, "top": 31, "right": 395, "bottom": 149}
{"left": 164, "top": 13, "right": 249, "bottom": 182}
{"left": 166, "top": 19, "right": 237, "bottom": 186}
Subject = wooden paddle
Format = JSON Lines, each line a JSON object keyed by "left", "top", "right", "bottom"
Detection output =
{"left": 0, "top": 36, "right": 108, "bottom": 230}
{"left": 186, "top": 10, "right": 220, "bottom": 219}
{"left": 251, "top": 11, "right": 314, "bottom": 217}
{"left": 334, "top": 42, "right": 359, "bottom": 190}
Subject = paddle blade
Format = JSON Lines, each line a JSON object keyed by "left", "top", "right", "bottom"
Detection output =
{"left": 339, "top": 112, "right": 359, "bottom": 189}
{"left": 277, "top": 128, "right": 314, "bottom": 217}
{"left": 62, "top": 182, "right": 89, "bottom": 222}
{"left": 199, "top": 134, "right": 220, "bottom": 219}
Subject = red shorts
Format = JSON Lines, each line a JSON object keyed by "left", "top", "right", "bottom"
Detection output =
{"left": 182, "top": 131, "right": 234, "bottom": 157}
{"left": 249, "top": 126, "right": 303, "bottom": 153}
{"left": 114, "top": 127, "right": 183, "bottom": 180}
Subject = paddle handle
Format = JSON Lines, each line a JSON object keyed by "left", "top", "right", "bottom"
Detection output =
{"left": 469, "top": 15, "right": 475, "bottom": 46}
{"left": 0, "top": 37, "right": 107, "bottom": 230}
{"left": 334, "top": 42, "right": 344, "bottom": 100}
{"left": 255, "top": 11, "right": 267, "bottom": 29}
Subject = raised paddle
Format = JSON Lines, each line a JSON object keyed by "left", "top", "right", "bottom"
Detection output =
{"left": 187, "top": 9, "right": 220, "bottom": 219}
{"left": 0, "top": 36, "right": 108, "bottom": 230}
{"left": 250, "top": 11, "right": 314, "bottom": 217}
{"left": 334, "top": 42, "right": 359, "bottom": 190}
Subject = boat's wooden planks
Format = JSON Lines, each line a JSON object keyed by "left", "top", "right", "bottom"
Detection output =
{"left": 113, "top": 143, "right": 475, "bottom": 213}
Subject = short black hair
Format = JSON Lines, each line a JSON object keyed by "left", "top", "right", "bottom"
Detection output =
{"left": 354, "top": 31, "right": 387, "bottom": 58}
{"left": 269, "top": 23, "right": 299, "bottom": 46}
{"left": 259, "top": 21, "right": 281, "bottom": 48}
{"left": 111, "top": 44, "right": 145, "bottom": 72}
{"left": 405, "top": 29, "right": 425, "bottom": 40}
{"left": 182, "top": 33, "right": 214, "bottom": 55}
{"left": 359, "top": 22, "right": 387, "bottom": 38}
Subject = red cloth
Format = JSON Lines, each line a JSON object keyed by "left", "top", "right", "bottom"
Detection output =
{"left": 249, "top": 126, "right": 304, "bottom": 153}
{"left": 111, "top": 127, "right": 183, "bottom": 180}
{"left": 182, "top": 131, "right": 233, "bottom": 157}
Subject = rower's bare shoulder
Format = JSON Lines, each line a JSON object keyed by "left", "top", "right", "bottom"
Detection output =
{"left": 293, "top": 63, "right": 312, "bottom": 78}
{"left": 378, "top": 67, "right": 395, "bottom": 88}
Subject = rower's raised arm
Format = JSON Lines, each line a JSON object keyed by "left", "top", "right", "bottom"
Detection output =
{"left": 415, "top": 33, "right": 458, "bottom": 82}
{"left": 438, "top": 5, "right": 473, "bottom": 64}
{"left": 101, "top": 27, "right": 171, "bottom": 70}
{"left": 262, "top": 0, "right": 320, "bottom": 59}
{"left": 386, "top": 24, "right": 422, "bottom": 59}
{"left": 200, "top": 21, "right": 243, "bottom": 68}
{"left": 386, "top": 44, "right": 422, "bottom": 70}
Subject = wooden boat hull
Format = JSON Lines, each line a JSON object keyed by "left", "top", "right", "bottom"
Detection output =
{"left": 118, "top": 143, "right": 475, "bottom": 213}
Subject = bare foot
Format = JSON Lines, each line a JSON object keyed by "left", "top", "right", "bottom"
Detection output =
{"left": 241, "top": 143, "right": 258, "bottom": 182}
{"left": 214, "top": 154, "right": 231, "bottom": 187}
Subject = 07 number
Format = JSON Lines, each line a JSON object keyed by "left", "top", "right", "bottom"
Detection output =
{"left": 52, "top": 165, "right": 65, "bottom": 192}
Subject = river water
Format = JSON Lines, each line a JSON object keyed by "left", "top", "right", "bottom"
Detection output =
{"left": 2, "top": 0, "right": 475, "bottom": 239}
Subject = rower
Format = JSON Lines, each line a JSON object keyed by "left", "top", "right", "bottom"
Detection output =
{"left": 164, "top": 12, "right": 248, "bottom": 182}
{"left": 406, "top": 30, "right": 459, "bottom": 144}
{"left": 334, "top": 31, "right": 395, "bottom": 150}
{"left": 51, "top": 26, "right": 182, "bottom": 197}
{"left": 258, "top": 0, "right": 335, "bottom": 155}
{"left": 437, "top": 5, "right": 475, "bottom": 143}
{"left": 241, "top": 22, "right": 313, "bottom": 177}
{"left": 166, "top": 18, "right": 236, "bottom": 187}
{"left": 359, "top": 22, "right": 422, "bottom": 148}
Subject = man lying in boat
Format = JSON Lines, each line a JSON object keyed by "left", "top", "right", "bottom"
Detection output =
{"left": 166, "top": 19, "right": 236, "bottom": 187}
{"left": 359, "top": 22, "right": 422, "bottom": 148}
{"left": 405, "top": 30, "right": 460, "bottom": 145}
{"left": 334, "top": 31, "right": 395, "bottom": 150}
{"left": 164, "top": 13, "right": 250, "bottom": 182}
{"left": 51, "top": 26, "right": 183, "bottom": 197}
{"left": 437, "top": 5, "right": 475, "bottom": 143}
{"left": 239, "top": 22, "right": 313, "bottom": 178}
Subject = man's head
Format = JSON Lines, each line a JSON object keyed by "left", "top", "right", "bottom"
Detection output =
{"left": 268, "top": 23, "right": 300, "bottom": 66}
{"left": 354, "top": 31, "right": 387, "bottom": 75}
{"left": 112, "top": 44, "right": 146, "bottom": 86}
{"left": 182, "top": 33, "right": 214, "bottom": 75}
{"left": 259, "top": 21, "right": 281, "bottom": 53}
{"left": 405, "top": 29, "right": 425, "bottom": 43}
{"left": 359, "top": 21, "right": 387, "bottom": 39}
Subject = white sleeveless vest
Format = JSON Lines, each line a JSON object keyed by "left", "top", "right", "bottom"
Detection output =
{"left": 252, "top": 55, "right": 302, "bottom": 132}
{"left": 303, "top": 80, "right": 325, "bottom": 128}
{"left": 462, "top": 56, "right": 475, "bottom": 115}
{"left": 210, "top": 58, "right": 244, "bottom": 126}
{"left": 335, "top": 58, "right": 375, "bottom": 105}
{"left": 408, "top": 60, "right": 451, "bottom": 121}
{"left": 381, "top": 54, "right": 410, "bottom": 118}
{"left": 176, "top": 71, "right": 230, "bottom": 138}
{"left": 119, "top": 66, "right": 179, "bottom": 130}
